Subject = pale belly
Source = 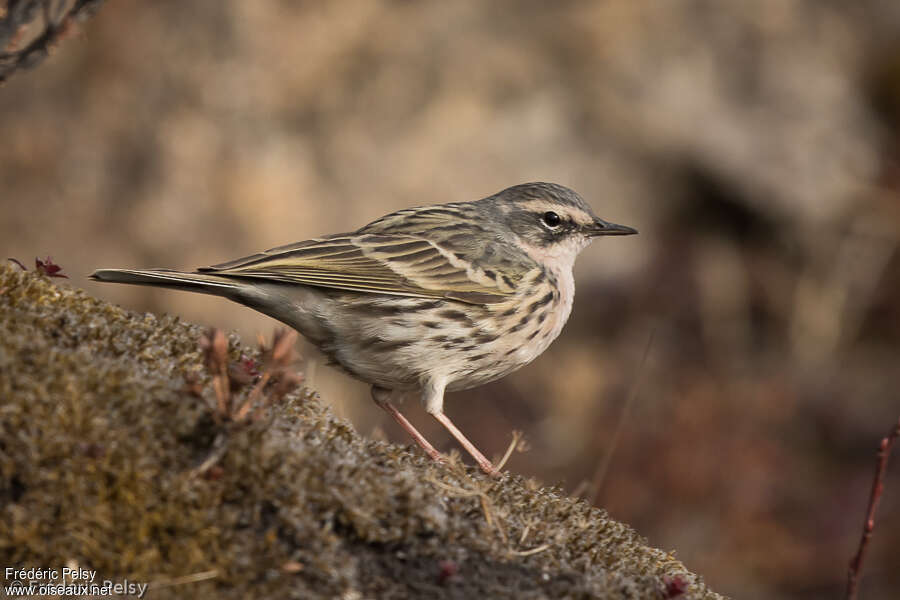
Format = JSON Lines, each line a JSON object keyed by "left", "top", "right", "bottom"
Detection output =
{"left": 273, "top": 269, "right": 575, "bottom": 393}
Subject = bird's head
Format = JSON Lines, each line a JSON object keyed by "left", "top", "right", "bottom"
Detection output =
{"left": 486, "top": 182, "right": 637, "bottom": 269}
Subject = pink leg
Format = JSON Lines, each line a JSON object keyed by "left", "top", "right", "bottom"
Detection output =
{"left": 432, "top": 411, "right": 499, "bottom": 477}
{"left": 371, "top": 388, "right": 444, "bottom": 463}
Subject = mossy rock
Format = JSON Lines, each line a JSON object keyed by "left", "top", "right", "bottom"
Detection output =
{"left": 0, "top": 265, "right": 724, "bottom": 599}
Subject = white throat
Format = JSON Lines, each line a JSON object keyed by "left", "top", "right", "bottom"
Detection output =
{"left": 519, "top": 235, "right": 591, "bottom": 277}
{"left": 519, "top": 235, "right": 591, "bottom": 337}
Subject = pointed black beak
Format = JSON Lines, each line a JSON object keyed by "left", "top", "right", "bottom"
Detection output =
{"left": 589, "top": 218, "right": 638, "bottom": 236}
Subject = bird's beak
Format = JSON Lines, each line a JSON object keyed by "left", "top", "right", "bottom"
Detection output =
{"left": 588, "top": 218, "right": 638, "bottom": 236}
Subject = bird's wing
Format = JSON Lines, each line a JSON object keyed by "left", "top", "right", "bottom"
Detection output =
{"left": 199, "top": 233, "right": 516, "bottom": 304}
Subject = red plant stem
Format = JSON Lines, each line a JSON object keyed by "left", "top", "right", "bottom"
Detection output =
{"left": 846, "top": 417, "right": 900, "bottom": 600}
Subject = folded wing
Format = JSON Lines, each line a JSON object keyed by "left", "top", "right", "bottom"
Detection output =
{"left": 200, "top": 233, "right": 514, "bottom": 304}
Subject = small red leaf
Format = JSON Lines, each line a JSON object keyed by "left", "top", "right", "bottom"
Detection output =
{"left": 35, "top": 256, "right": 68, "bottom": 278}
{"left": 663, "top": 575, "right": 688, "bottom": 598}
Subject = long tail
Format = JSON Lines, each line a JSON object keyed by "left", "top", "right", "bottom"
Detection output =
{"left": 90, "top": 268, "right": 242, "bottom": 296}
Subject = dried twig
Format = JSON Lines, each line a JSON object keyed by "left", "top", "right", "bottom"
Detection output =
{"left": 426, "top": 474, "right": 515, "bottom": 546}
{"left": 1, "top": 0, "right": 107, "bottom": 84}
{"left": 199, "top": 329, "right": 230, "bottom": 421}
{"left": 150, "top": 569, "right": 220, "bottom": 590}
{"left": 846, "top": 417, "right": 900, "bottom": 600}
{"left": 188, "top": 432, "right": 229, "bottom": 479}
{"left": 494, "top": 430, "right": 525, "bottom": 472}
{"left": 510, "top": 543, "right": 551, "bottom": 557}
{"left": 7, "top": 257, "right": 27, "bottom": 270}
{"left": 587, "top": 329, "right": 655, "bottom": 504}
{"left": 190, "top": 328, "right": 303, "bottom": 476}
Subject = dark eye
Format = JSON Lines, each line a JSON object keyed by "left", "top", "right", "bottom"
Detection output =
{"left": 541, "top": 211, "right": 562, "bottom": 228}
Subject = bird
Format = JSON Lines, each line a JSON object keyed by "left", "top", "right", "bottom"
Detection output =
{"left": 91, "top": 182, "right": 637, "bottom": 476}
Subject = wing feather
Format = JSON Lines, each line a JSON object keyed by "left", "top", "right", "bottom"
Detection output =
{"left": 199, "top": 233, "right": 514, "bottom": 304}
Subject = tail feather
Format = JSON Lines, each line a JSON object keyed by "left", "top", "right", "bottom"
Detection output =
{"left": 90, "top": 268, "right": 240, "bottom": 296}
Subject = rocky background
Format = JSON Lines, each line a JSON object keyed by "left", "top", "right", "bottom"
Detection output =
{"left": 2, "top": 2, "right": 899, "bottom": 598}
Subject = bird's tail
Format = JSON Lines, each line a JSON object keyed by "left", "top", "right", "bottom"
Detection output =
{"left": 90, "top": 268, "right": 242, "bottom": 296}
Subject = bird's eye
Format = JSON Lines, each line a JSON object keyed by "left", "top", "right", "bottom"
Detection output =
{"left": 541, "top": 211, "right": 562, "bottom": 229}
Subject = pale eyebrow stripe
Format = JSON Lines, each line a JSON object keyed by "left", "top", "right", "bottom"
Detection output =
{"left": 515, "top": 200, "right": 588, "bottom": 224}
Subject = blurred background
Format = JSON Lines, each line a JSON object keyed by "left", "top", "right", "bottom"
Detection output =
{"left": 3, "top": 1, "right": 900, "bottom": 597}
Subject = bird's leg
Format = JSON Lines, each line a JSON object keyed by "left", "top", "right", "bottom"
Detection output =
{"left": 430, "top": 411, "right": 499, "bottom": 477}
{"left": 423, "top": 379, "right": 499, "bottom": 477}
{"left": 371, "top": 386, "right": 444, "bottom": 463}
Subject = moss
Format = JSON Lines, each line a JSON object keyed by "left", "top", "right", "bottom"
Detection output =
{"left": 0, "top": 265, "right": 724, "bottom": 599}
